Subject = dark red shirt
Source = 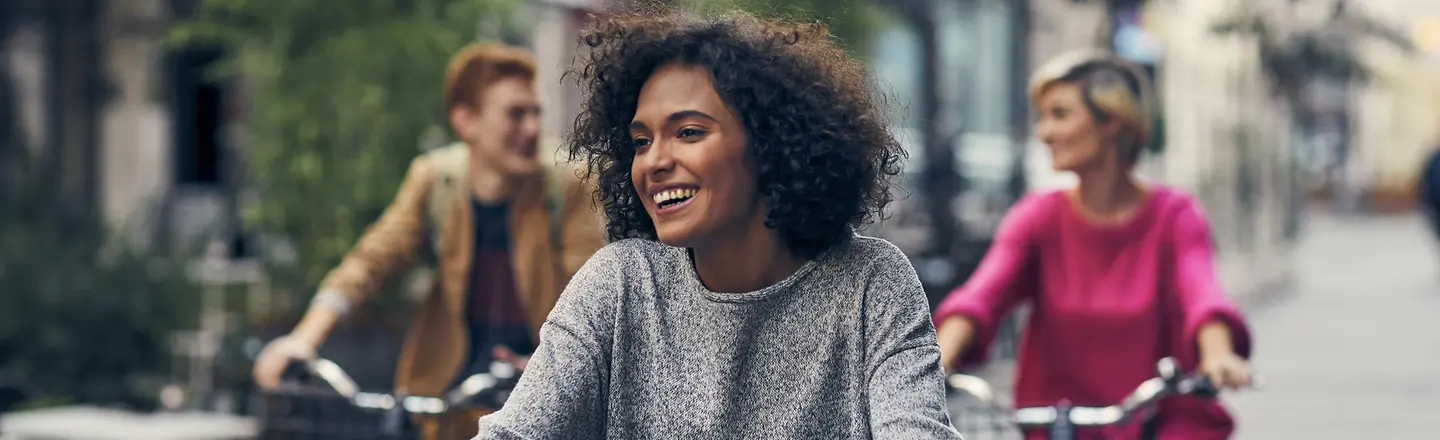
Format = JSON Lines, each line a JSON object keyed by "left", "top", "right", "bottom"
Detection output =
{"left": 463, "top": 199, "right": 534, "bottom": 376}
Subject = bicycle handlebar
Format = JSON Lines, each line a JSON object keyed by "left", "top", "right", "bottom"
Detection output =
{"left": 948, "top": 357, "right": 1260, "bottom": 428}
{"left": 281, "top": 357, "right": 519, "bottom": 415}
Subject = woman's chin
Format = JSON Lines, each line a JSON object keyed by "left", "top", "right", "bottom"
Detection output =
{"left": 654, "top": 226, "right": 698, "bottom": 249}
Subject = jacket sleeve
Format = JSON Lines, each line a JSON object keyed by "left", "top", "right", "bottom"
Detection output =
{"left": 314, "top": 156, "right": 432, "bottom": 312}
{"left": 931, "top": 194, "right": 1044, "bottom": 368}
{"left": 555, "top": 169, "right": 608, "bottom": 288}
{"left": 1171, "top": 198, "right": 1253, "bottom": 365}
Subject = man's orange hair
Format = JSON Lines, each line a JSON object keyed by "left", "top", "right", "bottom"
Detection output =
{"left": 443, "top": 43, "right": 538, "bottom": 111}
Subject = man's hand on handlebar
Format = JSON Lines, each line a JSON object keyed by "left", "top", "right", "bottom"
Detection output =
{"left": 253, "top": 335, "right": 319, "bottom": 390}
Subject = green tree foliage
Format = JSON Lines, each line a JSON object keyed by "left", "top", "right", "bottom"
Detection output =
{"left": 1, "top": 9, "right": 198, "bottom": 404}
{"left": 0, "top": 178, "right": 199, "bottom": 409}
{"left": 688, "top": 0, "right": 890, "bottom": 55}
{"left": 169, "top": 0, "right": 524, "bottom": 315}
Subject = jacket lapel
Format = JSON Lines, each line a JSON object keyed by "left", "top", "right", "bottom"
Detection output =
{"left": 508, "top": 173, "right": 557, "bottom": 337}
{"left": 440, "top": 177, "right": 473, "bottom": 321}
{"left": 439, "top": 169, "right": 555, "bottom": 338}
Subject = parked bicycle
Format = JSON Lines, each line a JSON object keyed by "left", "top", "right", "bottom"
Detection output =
{"left": 946, "top": 357, "right": 1259, "bottom": 440}
{"left": 260, "top": 357, "right": 519, "bottom": 440}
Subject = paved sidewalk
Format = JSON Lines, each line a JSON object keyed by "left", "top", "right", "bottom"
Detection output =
{"left": 1229, "top": 213, "right": 1440, "bottom": 439}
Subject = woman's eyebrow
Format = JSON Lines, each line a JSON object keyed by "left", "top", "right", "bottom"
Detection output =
{"left": 631, "top": 109, "right": 717, "bottom": 131}
{"left": 668, "top": 110, "right": 717, "bottom": 123}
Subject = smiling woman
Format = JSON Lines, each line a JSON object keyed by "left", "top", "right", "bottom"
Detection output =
{"left": 471, "top": 7, "right": 962, "bottom": 440}
{"left": 571, "top": 15, "right": 904, "bottom": 262}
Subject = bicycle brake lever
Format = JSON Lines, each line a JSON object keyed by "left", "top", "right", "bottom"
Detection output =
{"left": 946, "top": 374, "right": 996, "bottom": 404}
{"left": 1184, "top": 376, "right": 1220, "bottom": 398}
{"left": 450, "top": 374, "right": 499, "bottom": 406}
{"left": 311, "top": 359, "right": 360, "bottom": 398}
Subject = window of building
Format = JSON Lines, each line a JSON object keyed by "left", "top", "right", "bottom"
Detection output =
{"left": 169, "top": 45, "right": 226, "bottom": 186}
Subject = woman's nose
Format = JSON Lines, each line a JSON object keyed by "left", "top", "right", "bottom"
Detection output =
{"left": 639, "top": 141, "right": 676, "bottom": 176}
{"left": 1035, "top": 120, "right": 1057, "bottom": 145}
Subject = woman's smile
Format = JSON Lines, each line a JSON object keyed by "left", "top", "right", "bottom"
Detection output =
{"left": 650, "top": 186, "right": 701, "bottom": 217}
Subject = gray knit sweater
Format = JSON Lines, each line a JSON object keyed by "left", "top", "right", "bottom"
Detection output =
{"left": 474, "top": 235, "right": 962, "bottom": 439}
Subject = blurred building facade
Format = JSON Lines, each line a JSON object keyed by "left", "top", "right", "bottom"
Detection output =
{"left": 0, "top": 0, "right": 604, "bottom": 256}
{"left": 0, "top": 0, "right": 246, "bottom": 253}
{"left": 1160, "top": 0, "right": 1301, "bottom": 300}
{"left": 2, "top": 0, "right": 110, "bottom": 219}
{"left": 1335, "top": 0, "right": 1440, "bottom": 207}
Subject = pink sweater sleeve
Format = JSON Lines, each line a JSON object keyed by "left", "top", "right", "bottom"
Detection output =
{"left": 1171, "top": 199, "right": 1253, "bottom": 366}
{"left": 932, "top": 195, "right": 1043, "bottom": 369}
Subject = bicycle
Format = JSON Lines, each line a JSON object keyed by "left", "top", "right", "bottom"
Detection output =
{"left": 945, "top": 357, "right": 1257, "bottom": 440}
{"left": 260, "top": 357, "right": 519, "bottom": 440}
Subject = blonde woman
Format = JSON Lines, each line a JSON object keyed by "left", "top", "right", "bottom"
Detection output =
{"left": 934, "top": 51, "right": 1254, "bottom": 439}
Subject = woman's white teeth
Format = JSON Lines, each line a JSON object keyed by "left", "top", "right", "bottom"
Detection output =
{"left": 654, "top": 188, "right": 697, "bottom": 205}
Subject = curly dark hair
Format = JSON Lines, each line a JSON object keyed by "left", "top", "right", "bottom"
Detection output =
{"left": 567, "top": 9, "right": 904, "bottom": 259}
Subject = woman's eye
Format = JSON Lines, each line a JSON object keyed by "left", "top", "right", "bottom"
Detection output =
{"left": 632, "top": 137, "right": 651, "bottom": 149}
{"left": 678, "top": 128, "right": 705, "bottom": 139}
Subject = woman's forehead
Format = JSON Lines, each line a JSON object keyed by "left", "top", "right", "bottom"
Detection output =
{"left": 1037, "top": 82, "right": 1084, "bottom": 103}
{"left": 634, "top": 65, "right": 731, "bottom": 122}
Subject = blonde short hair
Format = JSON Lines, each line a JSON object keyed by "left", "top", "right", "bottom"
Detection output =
{"left": 1029, "top": 49, "right": 1154, "bottom": 164}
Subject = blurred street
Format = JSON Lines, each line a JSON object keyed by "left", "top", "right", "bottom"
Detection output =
{"left": 1232, "top": 212, "right": 1440, "bottom": 439}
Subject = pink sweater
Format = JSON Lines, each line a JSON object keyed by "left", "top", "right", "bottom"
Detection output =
{"left": 935, "top": 186, "right": 1252, "bottom": 440}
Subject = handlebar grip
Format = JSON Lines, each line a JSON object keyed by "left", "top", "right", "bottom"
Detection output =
{"left": 281, "top": 360, "right": 313, "bottom": 384}
{"left": 1187, "top": 376, "right": 1220, "bottom": 398}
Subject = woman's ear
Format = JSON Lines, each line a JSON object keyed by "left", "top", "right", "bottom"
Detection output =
{"left": 1097, "top": 116, "right": 1124, "bottom": 140}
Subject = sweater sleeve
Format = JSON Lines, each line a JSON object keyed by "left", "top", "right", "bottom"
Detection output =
{"left": 474, "top": 245, "right": 624, "bottom": 439}
{"left": 863, "top": 242, "right": 965, "bottom": 440}
{"left": 932, "top": 194, "right": 1045, "bottom": 368}
{"left": 1171, "top": 198, "right": 1253, "bottom": 365}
